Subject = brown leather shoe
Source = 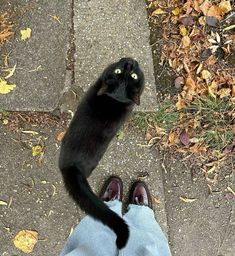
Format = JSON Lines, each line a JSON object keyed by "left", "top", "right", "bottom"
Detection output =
{"left": 129, "top": 181, "right": 152, "bottom": 209}
{"left": 99, "top": 176, "right": 123, "bottom": 202}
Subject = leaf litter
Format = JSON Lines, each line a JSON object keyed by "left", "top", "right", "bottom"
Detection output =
{"left": 147, "top": 0, "right": 235, "bottom": 162}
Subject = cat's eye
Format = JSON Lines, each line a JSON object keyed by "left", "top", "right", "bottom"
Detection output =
{"left": 114, "top": 68, "right": 122, "bottom": 74}
{"left": 131, "top": 73, "right": 138, "bottom": 80}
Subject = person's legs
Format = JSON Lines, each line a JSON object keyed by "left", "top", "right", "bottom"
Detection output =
{"left": 60, "top": 177, "right": 123, "bottom": 256}
{"left": 121, "top": 181, "right": 171, "bottom": 256}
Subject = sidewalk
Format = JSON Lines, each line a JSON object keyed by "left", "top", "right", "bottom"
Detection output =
{"left": 0, "top": 0, "right": 234, "bottom": 255}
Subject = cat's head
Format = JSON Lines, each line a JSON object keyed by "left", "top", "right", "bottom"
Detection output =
{"left": 97, "top": 58, "right": 144, "bottom": 105}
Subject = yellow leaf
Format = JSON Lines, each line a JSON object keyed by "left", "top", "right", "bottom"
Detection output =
{"left": 218, "top": 88, "right": 231, "bottom": 98}
{"left": 196, "top": 63, "right": 203, "bottom": 74}
{"left": 208, "top": 86, "right": 216, "bottom": 99}
{"left": 13, "top": 230, "right": 38, "bottom": 253}
{"left": 5, "top": 64, "right": 17, "bottom": 79}
{"left": 152, "top": 8, "right": 167, "bottom": 16}
{"left": 20, "top": 28, "right": 32, "bottom": 41}
{"left": 172, "top": 7, "right": 180, "bottom": 15}
{"left": 0, "top": 200, "right": 8, "bottom": 206}
{"left": 201, "top": 70, "right": 211, "bottom": 80}
{"left": 182, "top": 35, "right": 191, "bottom": 48}
{"left": 168, "top": 131, "right": 179, "bottom": 144}
{"left": 0, "top": 78, "right": 16, "bottom": 94}
{"left": 198, "top": 16, "right": 206, "bottom": 26}
{"left": 180, "top": 196, "right": 197, "bottom": 203}
{"left": 32, "top": 145, "right": 43, "bottom": 156}
{"left": 219, "top": 0, "right": 232, "bottom": 15}
{"left": 179, "top": 25, "right": 188, "bottom": 36}
{"left": 176, "top": 95, "right": 186, "bottom": 110}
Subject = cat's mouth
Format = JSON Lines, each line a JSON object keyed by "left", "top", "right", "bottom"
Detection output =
{"left": 106, "top": 92, "right": 133, "bottom": 104}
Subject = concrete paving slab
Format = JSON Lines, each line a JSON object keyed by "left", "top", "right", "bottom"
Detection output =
{"left": 161, "top": 153, "right": 235, "bottom": 256}
{"left": 74, "top": 0, "right": 156, "bottom": 112}
{"left": 0, "top": 119, "right": 167, "bottom": 255}
{"left": 0, "top": 0, "right": 72, "bottom": 112}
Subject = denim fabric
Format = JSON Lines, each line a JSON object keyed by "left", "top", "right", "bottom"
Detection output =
{"left": 60, "top": 200, "right": 171, "bottom": 256}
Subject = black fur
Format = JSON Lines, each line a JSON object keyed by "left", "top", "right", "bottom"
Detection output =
{"left": 59, "top": 58, "right": 144, "bottom": 249}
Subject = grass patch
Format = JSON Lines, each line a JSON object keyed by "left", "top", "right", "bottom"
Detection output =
{"left": 154, "top": 101, "right": 179, "bottom": 132}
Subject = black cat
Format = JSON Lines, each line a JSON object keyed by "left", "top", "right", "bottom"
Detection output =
{"left": 59, "top": 58, "right": 144, "bottom": 249}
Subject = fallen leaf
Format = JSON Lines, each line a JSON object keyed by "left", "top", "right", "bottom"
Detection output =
{"left": 152, "top": 8, "right": 167, "bottom": 15}
{"left": 198, "top": 49, "right": 212, "bottom": 61}
{"left": 4, "top": 64, "right": 17, "bottom": 79}
{"left": 32, "top": 145, "right": 43, "bottom": 156}
{"left": 13, "top": 230, "right": 38, "bottom": 253}
{"left": 179, "top": 25, "right": 188, "bottom": 36}
{"left": 200, "top": 0, "right": 212, "bottom": 16}
{"left": 223, "top": 24, "right": 235, "bottom": 31}
{"left": 218, "top": 88, "right": 231, "bottom": 98}
{"left": 180, "top": 130, "right": 190, "bottom": 146}
{"left": 232, "top": 85, "right": 235, "bottom": 97}
{"left": 20, "top": 28, "right": 32, "bottom": 41}
{"left": 168, "top": 130, "right": 179, "bottom": 144}
{"left": 56, "top": 131, "right": 66, "bottom": 141}
{"left": 176, "top": 96, "right": 186, "bottom": 110}
{"left": 206, "top": 16, "right": 219, "bottom": 27}
{"left": 182, "top": 35, "right": 191, "bottom": 47}
{"left": 180, "top": 196, "right": 197, "bottom": 203}
{"left": 0, "top": 78, "right": 16, "bottom": 94}
{"left": 207, "top": 5, "right": 222, "bottom": 20}
{"left": 172, "top": 7, "right": 180, "bottom": 15}
{"left": 175, "top": 76, "right": 184, "bottom": 89}
{"left": 219, "top": 0, "right": 232, "bottom": 15}
{"left": 201, "top": 70, "right": 211, "bottom": 80}
{"left": 185, "top": 75, "right": 196, "bottom": 91}
{"left": 179, "top": 16, "right": 194, "bottom": 26}
{"left": 0, "top": 200, "right": 8, "bottom": 206}
{"left": 116, "top": 129, "right": 124, "bottom": 140}
{"left": 151, "top": 195, "right": 161, "bottom": 204}
{"left": 198, "top": 16, "right": 206, "bottom": 26}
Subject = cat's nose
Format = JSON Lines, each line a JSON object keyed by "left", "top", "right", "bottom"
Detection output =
{"left": 124, "top": 58, "right": 135, "bottom": 71}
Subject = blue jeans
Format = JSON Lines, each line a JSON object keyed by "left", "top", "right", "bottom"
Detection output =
{"left": 60, "top": 200, "right": 171, "bottom": 256}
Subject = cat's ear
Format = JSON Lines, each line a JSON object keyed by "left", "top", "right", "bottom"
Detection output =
{"left": 130, "top": 93, "right": 140, "bottom": 105}
{"left": 97, "top": 83, "right": 108, "bottom": 96}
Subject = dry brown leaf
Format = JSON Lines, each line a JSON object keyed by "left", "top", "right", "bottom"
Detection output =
{"left": 186, "top": 75, "right": 196, "bottom": 91}
{"left": 232, "top": 85, "right": 235, "bottom": 97}
{"left": 176, "top": 96, "right": 186, "bottom": 110}
{"left": 199, "top": 0, "right": 212, "bottom": 16}
{"left": 56, "top": 131, "right": 66, "bottom": 141}
{"left": 151, "top": 195, "right": 161, "bottom": 204}
{"left": 13, "top": 230, "right": 38, "bottom": 253}
{"left": 180, "top": 130, "right": 190, "bottom": 146}
{"left": 168, "top": 131, "right": 179, "bottom": 144}
{"left": 175, "top": 76, "right": 184, "bottom": 89}
{"left": 219, "top": 0, "right": 232, "bottom": 15}
{"left": 207, "top": 5, "right": 222, "bottom": 20}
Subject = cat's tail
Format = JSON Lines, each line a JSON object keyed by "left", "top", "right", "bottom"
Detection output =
{"left": 61, "top": 165, "right": 129, "bottom": 249}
